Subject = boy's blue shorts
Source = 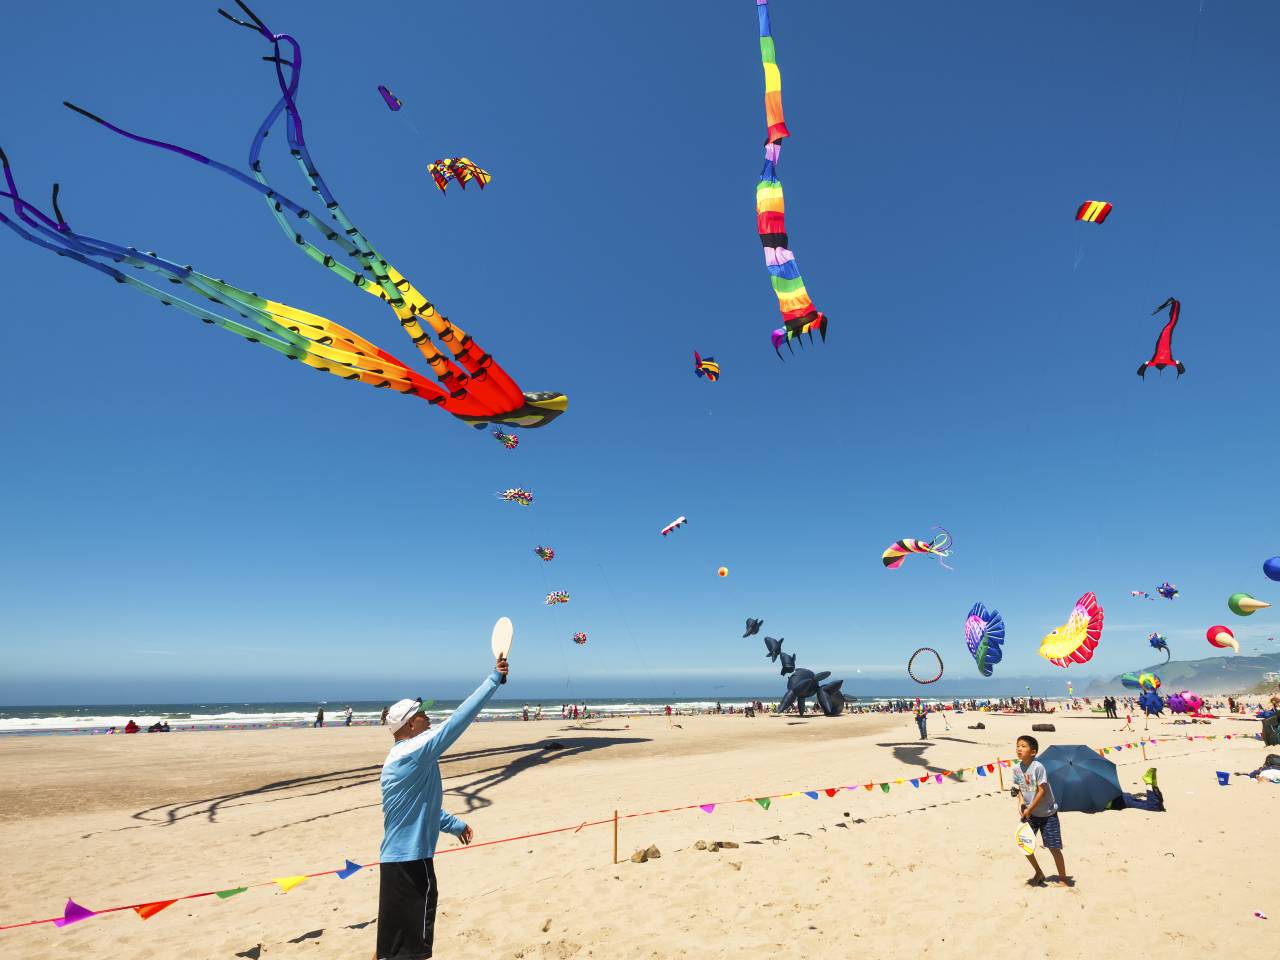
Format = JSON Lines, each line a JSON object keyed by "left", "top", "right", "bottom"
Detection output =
{"left": 1027, "top": 813, "right": 1062, "bottom": 849}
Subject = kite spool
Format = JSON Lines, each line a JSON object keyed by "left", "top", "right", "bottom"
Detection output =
{"left": 907, "top": 648, "right": 944, "bottom": 684}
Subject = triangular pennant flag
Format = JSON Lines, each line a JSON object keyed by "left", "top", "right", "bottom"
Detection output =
{"left": 754, "top": 797, "right": 771, "bottom": 810}
{"left": 133, "top": 900, "right": 177, "bottom": 920}
{"left": 879, "top": 783, "right": 890, "bottom": 793}
{"left": 781, "top": 792, "right": 801, "bottom": 799}
{"left": 934, "top": 774, "right": 944, "bottom": 784}
{"left": 273, "top": 875, "right": 308, "bottom": 894}
{"left": 824, "top": 788, "right": 839, "bottom": 798}
{"left": 337, "top": 859, "right": 363, "bottom": 879}
{"left": 863, "top": 783, "right": 875, "bottom": 792}
{"left": 954, "top": 769, "right": 966, "bottom": 780}
{"left": 893, "top": 778, "right": 904, "bottom": 785}
{"left": 54, "top": 898, "right": 96, "bottom": 927}
{"left": 803, "top": 791, "right": 819, "bottom": 800}
{"left": 215, "top": 887, "right": 247, "bottom": 900}
{"left": 977, "top": 766, "right": 987, "bottom": 777}
{"left": 1102, "top": 748, "right": 1111, "bottom": 754}
{"left": 910, "top": 778, "right": 920, "bottom": 788}
{"left": 699, "top": 804, "right": 716, "bottom": 814}
{"left": 986, "top": 764, "right": 995, "bottom": 773}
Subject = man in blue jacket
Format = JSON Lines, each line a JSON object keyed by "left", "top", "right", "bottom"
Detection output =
{"left": 377, "top": 654, "right": 508, "bottom": 959}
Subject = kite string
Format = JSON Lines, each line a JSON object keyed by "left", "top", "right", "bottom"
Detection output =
{"left": 596, "top": 561, "right": 663, "bottom": 702}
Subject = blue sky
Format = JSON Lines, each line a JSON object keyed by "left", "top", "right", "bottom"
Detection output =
{"left": 2, "top": 0, "right": 1279, "bottom": 703}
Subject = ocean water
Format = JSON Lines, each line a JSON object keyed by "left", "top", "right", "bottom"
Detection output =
{"left": 0, "top": 697, "right": 782, "bottom": 736}
{"left": 0, "top": 693, "right": 991, "bottom": 736}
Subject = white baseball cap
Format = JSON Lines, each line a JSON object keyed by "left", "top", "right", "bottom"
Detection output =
{"left": 386, "top": 699, "right": 425, "bottom": 733}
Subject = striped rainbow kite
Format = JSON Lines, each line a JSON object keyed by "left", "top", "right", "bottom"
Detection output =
{"left": 756, "top": 0, "right": 828, "bottom": 357}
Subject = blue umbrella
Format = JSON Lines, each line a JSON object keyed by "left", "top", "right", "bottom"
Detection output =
{"left": 1039, "top": 744, "right": 1122, "bottom": 814}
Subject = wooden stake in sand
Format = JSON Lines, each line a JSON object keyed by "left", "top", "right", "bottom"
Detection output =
{"left": 1141, "top": 741, "right": 1148, "bottom": 760}
{"left": 612, "top": 809, "right": 618, "bottom": 865}
{"left": 997, "top": 758, "right": 1004, "bottom": 790}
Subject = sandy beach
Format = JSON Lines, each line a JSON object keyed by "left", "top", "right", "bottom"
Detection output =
{"left": 1, "top": 707, "right": 1274, "bottom": 959}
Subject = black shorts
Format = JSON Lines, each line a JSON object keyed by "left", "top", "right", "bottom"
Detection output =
{"left": 377, "top": 858, "right": 438, "bottom": 960}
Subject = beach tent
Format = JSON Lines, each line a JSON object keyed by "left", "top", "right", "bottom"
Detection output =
{"left": 1039, "top": 744, "right": 1122, "bottom": 814}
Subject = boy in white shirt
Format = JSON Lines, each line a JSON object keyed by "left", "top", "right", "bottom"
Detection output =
{"left": 1011, "top": 735, "right": 1069, "bottom": 886}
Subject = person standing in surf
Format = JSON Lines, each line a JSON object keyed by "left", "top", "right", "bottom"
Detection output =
{"left": 377, "top": 653, "right": 509, "bottom": 959}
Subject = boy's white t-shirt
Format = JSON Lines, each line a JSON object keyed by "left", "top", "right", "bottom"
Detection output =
{"left": 1012, "top": 759, "right": 1058, "bottom": 817}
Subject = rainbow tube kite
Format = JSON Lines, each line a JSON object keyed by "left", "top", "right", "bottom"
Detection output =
{"left": 1075, "top": 200, "right": 1112, "bottom": 223}
{"left": 1039, "top": 592, "right": 1104, "bottom": 668}
{"left": 755, "top": 0, "right": 828, "bottom": 357}
{"left": 0, "top": 2, "right": 564, "bottom": 432}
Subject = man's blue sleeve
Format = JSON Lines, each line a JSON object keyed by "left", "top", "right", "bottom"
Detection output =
{"left": 440, "top": 809, "right": 466, "bottom": 836}
{"left": 421, "top": 670, "right": 502, "bottom": 761}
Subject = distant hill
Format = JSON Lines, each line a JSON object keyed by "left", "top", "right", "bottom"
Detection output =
{"left": 1089, "top": 652, "right": 1280, "bottom": 695}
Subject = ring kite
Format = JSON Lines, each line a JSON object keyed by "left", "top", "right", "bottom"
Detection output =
{"left": 661, "top": 516, "right": 688, "bottom": 537}
{"left": 907, "top": 648, "right": 944, "bottom": 684}
{"left": 1039, "top": 592, "right": 1104, "bottom": 668}
{"left": 571, "top": 632, "right": 587, "bottom": 645}
{"left": 0, "top": 1, "right": 566, "bottom": 432}
{"left": 755, "top": 0, "right": 828, "bottom": 358}
{"left": 426, "top": 157, "right": 491, "bottom": 194}
{"left": 498, "top": 488, "right": 534, "bottom": 506}
{"left": 693, "top": 351, "right": 720, "bottom": 381}
{"left": 1148, "top": 632, "right": 1171, "bottom": 663}
{"left": 533, "top": 545, "right": 555, "bottom": 562}
{"left": 882, "top": 528, "right": 953, "bottom": 570}
{"left": 964, "top": 602, "right": 1005, "bottom": 677}
{"left": 1137, "top": 298, "right": 1185, "bottom": 379}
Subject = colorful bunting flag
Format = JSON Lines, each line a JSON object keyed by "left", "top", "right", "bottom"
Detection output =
{"left": 879, "top": 783, "right": 890, "bottom": 793}
{"left": 803, "top": 791, "right": 819, "bottom": 800}
{"left": 133, "top": 900, "right": 177, "bottom": 920}
{"left": 977, "top": 766, "right": 987, "bottom": 777}
{"left": 823, "top": 788, "right": 839, "bottom": 797}
{"left": 754, "top": 797, "right": 771, "bottom": 810}
{"left": 699, "top": 804, "right": 716, "bottom": 814}
{"left": 985, "top": 764, "right": 995, "bottom": 773}
{"left": 273, "top": 876, "right": 308, "bottom": 894}
{"left": 934, "top": 774, "right": 944, "bottom": 784}
{"left": 54, "top": 898, "right": 96, "bottom": 928}
{"left": 336, "top": 860, "right": 363, "bottom": 879}
{"left": 214, "top": 888, "right": 247, "bottom": 900}
{"left": 863, "top": 783, "right": 874, "bottom": 792}
{"left": 910, "top": 778, "right": 920, "bottom": 788}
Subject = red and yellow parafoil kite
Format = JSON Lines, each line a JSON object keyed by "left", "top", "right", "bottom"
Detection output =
{"left": 1075, "top": 200, "right": 1112, "bottom": 223}
{"left": 1039, "top": 592, "right": 1104, "bottom": 667}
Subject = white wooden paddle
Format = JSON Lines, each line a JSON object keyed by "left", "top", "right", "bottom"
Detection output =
{"left": 491, "top": 616, "right": 512, "bottom": 685}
